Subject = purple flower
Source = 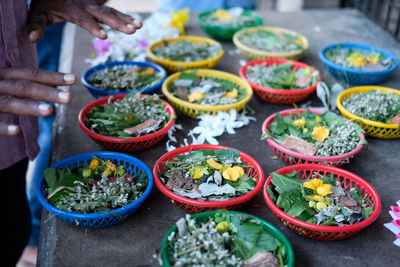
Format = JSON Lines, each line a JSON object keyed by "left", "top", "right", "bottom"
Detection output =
{"left": 93, "top": 39, "right": 112, "bottom": 56}
{"left": 134, "top": 38, "right": 148, "bottom": 49}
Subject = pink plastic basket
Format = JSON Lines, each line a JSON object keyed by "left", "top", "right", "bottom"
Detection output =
{"left": 261, "top": 108, "right": 366, "bottom": 166}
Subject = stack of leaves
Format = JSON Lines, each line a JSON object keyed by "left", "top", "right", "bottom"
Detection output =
{"left": 85, "top": 92, "right": 170, "bottom": 139}
{"left": 262, "top": 110, "right": 366, "bottom": 157}
{"left": 201, "top": 7, "right": 259, "bottom": 27}
{"left": 238, "top": 29, "right": 304, "bottom": 52}
{"left": 152, "top": 40, "right": 222, "bottom": 62}
{"left": 89, "top": 66, "right": 164, "bottom": 91}
{"left": 170, "top": 72, "right": 247, "bottom": 106}
{"left": 324, "top": 46, "right": 395, "bottom": 71}
{"left": 44, "top": 156, "right": 148, "bottom": 213}
{"left": 161, "top": 149, "right": 256, "bottom": 201}
{"left": 342, "top": 90, "right": 400, "bottom": 124}
{"left": 267, "top": 169, "right": 373, "bottom": 226}
{"left": 165, "top": 210, "right": 286, "bottom": 267}
{"left": 245, "top": 62, "right": 319, "bottom": 89}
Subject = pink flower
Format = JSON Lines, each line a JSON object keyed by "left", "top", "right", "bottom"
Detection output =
{"left": 93, "top": 39, "right": 112, "bottom": 56}
{"left": 134, "top": 38, "right": 148, "bottom": 49}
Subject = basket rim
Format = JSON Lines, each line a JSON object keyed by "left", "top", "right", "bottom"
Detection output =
{"left": 36, "top": 151, "right": 154, "bottom": 219}
{"left": 152, "top": 144, "right": 264, "bottom": 208}
{"left": 81, "top": 60, "right": 167, "bottom": 96}
{"left": 197, "top": 8, "right": 263, "bottom": 32}
{"left": 261, "top": 108, "right": 366, "bottom": 161}
{"left": 263, "top": 163, "right": 381, "bottom": 232}
{"left": 161, "top": 69, "right": 253, "bottom": 112}
{"left": 78, "top": 93, "right": 176, "bottom": 143}
{"left": 239, "top": 58, "right": 321, "bottom": 95}
{"left": 146, "top": 35, "right": 224, "bottom": 68}
{"left": 336, "top": 86, "right": 400, "bottom": 129}
{"left": 232, "top": 26, "right": 309, "bottom": 58}
{"left": 161, "top": 210, "right": 295, "bottom": 267}
{"left": 319, "top": 42, "right": 399, "bottom": 75}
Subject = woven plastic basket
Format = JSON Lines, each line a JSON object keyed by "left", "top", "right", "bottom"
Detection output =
{"left": 78, "top": 94, "right": 176, "bottom": 152}
{"left": 153, "top": 144, "right": 264, "bottom": 213}
{"left": 81, "top": 61, "right": 167, "bottom": 99}
{"left": 146, "top": 36, "right": 224, "bottom": 73}
{"left": 162, "top": 69, "right": 253, "bottom": 118}
{"left": 319, "top": 43, "right": 399, "bottom": 85}
{"left": 161, "top": 210, "right": 295, "bottom": 267}
{"left": 263, "top": 164, "right": 381, "bottom": 240}
{"left": 261, "top": 108, "right": 366, "bottom": 166}
{"left": 336, "top": 86, "right": 400, "bottom": 139}
{"left": 233, "top": 26, "right": 308, "bottom": 60}
{"left": 197, "top": 9, "right": 263, "bottom": 40}
{"left": 239, "top": 58, "right": 321, "bottom": 104}
{"left": 36, "top": 151, "right": 154, "bottom": 228}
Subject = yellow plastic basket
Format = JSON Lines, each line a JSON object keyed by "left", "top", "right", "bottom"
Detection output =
{"left": 337, "top": 86, "right": 400, "bottom": 139}
{"left": 147, "top": 36, "right": 224, "bottom": 73}
{"left": 233, "top": 26, "right": 308, "bottom": 60}
{"left": 162, "top": 69, "right": 253, "bottom": 118}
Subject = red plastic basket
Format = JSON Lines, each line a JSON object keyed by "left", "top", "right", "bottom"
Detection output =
{"left": 261, "top": 108, "right": 366, "bottom": 166}
{"left": 239, "top": 58, "right": 321, "bottom": 104}
{"left": 78, "top": 94, "right": 176, "bottom": 152}
{"left": 263, "top": 164, "right": 381, "bottom": 240}
{"left": 153, "top": 144, "right": 264, "bottom": 213}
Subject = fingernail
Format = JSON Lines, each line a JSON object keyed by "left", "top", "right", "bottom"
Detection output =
{"left": 127, "top": 24, "right": 134, "bottom": 30}
{"left": 28, "top": 31, "right": 37, "bottom": 41}
{"left": 38, "top": 104, "right": 51, "bottom": 114}
{"left": 8, "top": 125, "right": 20, "bottom": 135}
{"left": 99, "top": 29, "right": 107, "bottom": 38}
{"left": 58, "top": 91, "right": 71, "bottom": 102}
{"left": 133, "top": 20, "right": 142, "bottom": 28}
{"left": 64, "top": 74, "right": 76, "bottom": 83}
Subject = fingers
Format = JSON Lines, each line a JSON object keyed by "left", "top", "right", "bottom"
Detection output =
{"left": 85, "top": 5, "right": 141, "bottom": 34}
{"left": 0, "top": 68, "right": 77, "bottom": 86}
{"left": 0, "top": 121, "right": 20, "bottom": 136}
{"left": 27, "top": 13, "right": 50, "bottom": 42}
{"left": 0, "top": 80, "right": 71, "bottom": 104}
{"left": 0, "top": 95, "right": 54, "bottom": 117}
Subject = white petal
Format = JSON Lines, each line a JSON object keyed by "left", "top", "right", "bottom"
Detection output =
{"left": 205, "top": 134, "right": 219, "bottom": 145}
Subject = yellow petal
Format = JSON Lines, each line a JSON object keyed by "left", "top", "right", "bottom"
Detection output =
{"left": 215, "top": 9, "right": 232, "bottom": 20}
{"left": 141, "top": 67, "right": 154, "bottom": 75}
{"left": 206, "top": 158, "right": 222, "bottom": 170}
{"left": 312, "top": 126, "right": 330, "bottom": 142}
{"left": 303, "top": 179, "right": 323, "bottom": 190}
{"left": 315, "top": 116, "right": 322, "bottom": 123}
{"left": 232, "top": 166, "right": 244, "bottom": 177}
{"left": 222, "top": 167, "right": 241, "bottom": 182}
{"left": 222, "top": 88, "right": 238, "bottom": 98}
{"left": 308, "top": 195, "right": 322, "bottom": 201}
{"left": 187, "top": 91, "right": 205, "bottom": 103}
{"left": 193, "top": 172, "right": 202, "bottom": 179}
{"left": 293, "top": 117, "right": 306, "bottom": 128}
{"left": 316, "top": 184, "right": 332, "bottom": 196}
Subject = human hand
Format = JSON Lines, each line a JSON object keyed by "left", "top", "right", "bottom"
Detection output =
{"left": 0, "top": 68, "right": 76, "bottom": 136}
{"left": 27, "top": 0, "right": 142, "bottom": 42}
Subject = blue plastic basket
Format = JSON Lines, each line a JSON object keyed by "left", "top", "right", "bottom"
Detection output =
{"left": 36, "top": 151, "right": 154, "bottom": 228}
{"left": 81, "top": 61, "right": 167, "bottom": 98}
{"left": 319, "top": 43, "right": 399, "bottom": 85}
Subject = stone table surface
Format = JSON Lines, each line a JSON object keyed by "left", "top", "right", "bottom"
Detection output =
{"left": 38, "top": 9, "right": 400, "bottom": 267}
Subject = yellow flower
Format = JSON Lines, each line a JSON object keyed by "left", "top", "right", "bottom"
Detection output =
{"left": 105, "top": 161, "right": 116, "bottom": 172}
{"left": 190, "top": 165, "right": 208, "bottom": 178}
{"left": 316, "top": 184, "right": 332, "bottom": 196}
{"left": 354, "top": 56, "right": 366, "bottom": 67}
{"left": 296, "top": 38, "right": 303, "bottom": 46}
{"left": 222, "top": 88, "right": 238, "bottom": 98}
{"left": 303, "top": 179, "right": 323, "bottom": 190}
{"left": 89, "top": 157, "right": 100, "bottom": 171}
{"left": 346, "top": 52, "right": 366, "bottom": 67}
{"left": 316, "top": 201, "right": 328, "bottom": 210}
{"left": 206, "top": 158, "right": 222, "bottom": 170}
{"left": 312, "top": 126, "right": 330, "bottom": 142}
{"left": 193, "top": 172, "right": 202, "bottom": 179}
{"left": 222, "top": 166, "right": 244, "bottom": 181}
{"left": 315, "top": 116, "right": 322, "bottom": 123}
{"left": 215, "top": 9, "right": 232, "bottom": 21}
{"left": 187, "top": 91, "right": 205, "bottom": 102}
{"left": 141, "top": 67, "right": 154, "bottom": 75}
{"left": 366, "top": 55, "right": 379, "bottom": 64}
{"left": 124, "top": 114, "right": 134, "bottom": 121}
{"left": 308, "top": 195, "right": 322, "bottom": 202}
{"left": 293, "top": 117, "right": 306, "bottom": 128}
{"left": 216, "top": 221, "right": 229, "bottom": 232}
{"left": 169, "top": 9, "right": 190, "bottom": 34}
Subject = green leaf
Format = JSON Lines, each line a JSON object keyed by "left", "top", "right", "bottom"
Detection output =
{"left": 256, "top": 231, "right": 281, "bottom": 252}
{"left": 44, "top": 168, "right": 59, "bottom": 189}
{"left": 179, "top": 72, "right": 198, "bottom": 81}
{"left": 270, "top": 170, "right": 302, "bottom": 195}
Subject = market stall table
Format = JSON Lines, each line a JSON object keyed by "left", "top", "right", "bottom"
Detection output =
{"left": 38, "top": 9, "right": 400, "bottom": 267}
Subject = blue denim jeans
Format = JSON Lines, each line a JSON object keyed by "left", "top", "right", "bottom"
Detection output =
{"left": 28, "top": 22, "right": 64, "bottom": 246}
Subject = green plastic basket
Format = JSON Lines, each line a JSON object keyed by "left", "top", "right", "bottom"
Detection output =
{"left": 161, "top": 210, "right": 295, "bottom": 267}
{"left": 198, "top": 9, "right": 263, "bottom": 40}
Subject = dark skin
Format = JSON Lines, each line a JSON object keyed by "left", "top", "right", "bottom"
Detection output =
{"left": 0, "top": 0, "right": 142, "bottom": 136}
